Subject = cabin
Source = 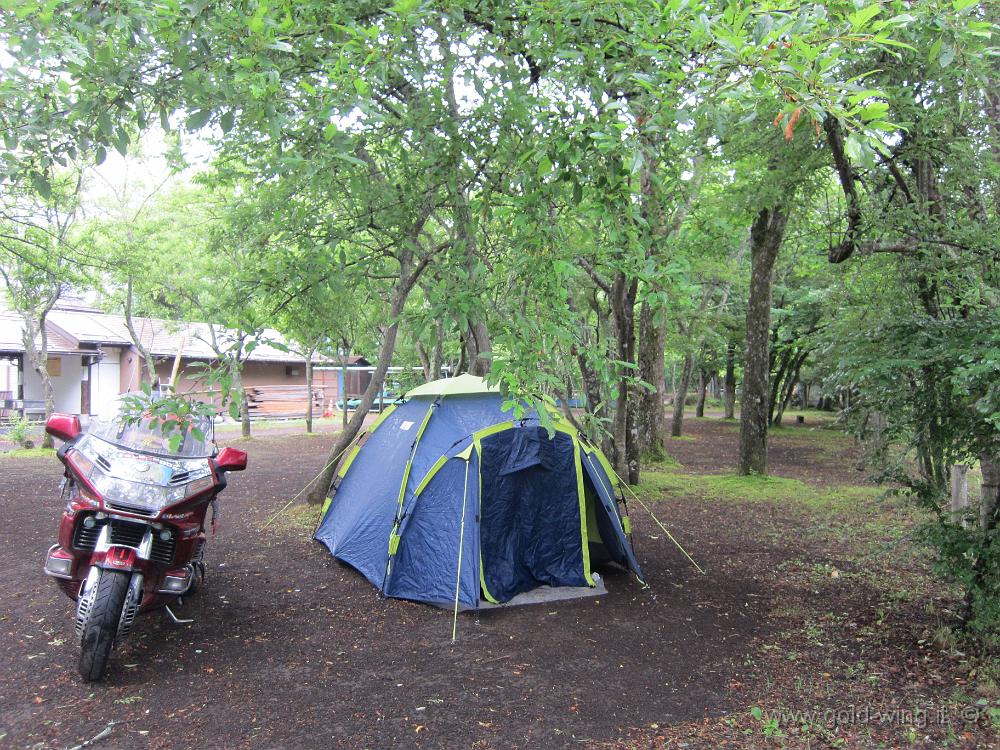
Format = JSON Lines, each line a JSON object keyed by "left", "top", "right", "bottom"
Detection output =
{"left": 0, "top": 301, "right": 362, "bottom": 421}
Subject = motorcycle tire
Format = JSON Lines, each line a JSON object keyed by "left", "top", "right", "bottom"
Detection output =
{"left": 78, "top": 570, "right": 130, "bottom": 682}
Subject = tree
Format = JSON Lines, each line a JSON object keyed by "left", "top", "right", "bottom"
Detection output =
{"left": 0, "top": 169, "right": 84, "bottom": 446}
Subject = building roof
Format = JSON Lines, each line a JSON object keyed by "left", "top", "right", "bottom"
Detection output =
{"left": 0, "top": 299, "right": 332, "bottom": 364}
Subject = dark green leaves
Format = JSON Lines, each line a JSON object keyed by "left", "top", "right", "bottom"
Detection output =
{"left": 185, "top": 109, "right": 213, "bottom": 130}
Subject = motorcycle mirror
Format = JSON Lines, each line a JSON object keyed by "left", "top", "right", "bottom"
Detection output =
{"left": 215, "top": 446, "right": 248, "bottom": 472}
{"left": 45, "top": 413, "right": 82, "bottom": 443}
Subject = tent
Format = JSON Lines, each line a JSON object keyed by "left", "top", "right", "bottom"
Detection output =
{"left": 314, "top": 374, "right": 644, "bottom": 609}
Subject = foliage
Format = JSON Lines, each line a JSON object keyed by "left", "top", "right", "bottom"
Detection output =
{"left": 3, "top": 415, "right": 34, "bottom": 447}
{"left": 3, "top": 0, "right": 999, "bottom": 627}
{"left": 117, "top": 384, "right": 218, "bottom": 453}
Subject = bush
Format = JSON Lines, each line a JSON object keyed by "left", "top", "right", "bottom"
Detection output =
{"left": 4, "top": 416, "right": 34, "bottom": 447}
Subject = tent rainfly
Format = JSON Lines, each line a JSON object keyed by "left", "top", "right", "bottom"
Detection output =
{"left": 314, "top": 374, "right": 644, "bottom": 609}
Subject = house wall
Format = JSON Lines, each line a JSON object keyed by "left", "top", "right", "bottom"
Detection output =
{"left": 0, "top": 357, "right": 17, "bottom": 397}
{"left": 118, "top": 347, "right": 143, "bottom": 393}
{"left": 152, "top": 358, "right": 319, "bottom": 397}
{"left": 22, "top": 354, "right": 83, "bottom": 413}
{"left": 91, "top": 356, "right": 122, "bottom": 416}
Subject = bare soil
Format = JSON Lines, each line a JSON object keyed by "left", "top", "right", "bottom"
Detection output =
{"left": 0, "top": 416, "right": 996, "bottom": 749}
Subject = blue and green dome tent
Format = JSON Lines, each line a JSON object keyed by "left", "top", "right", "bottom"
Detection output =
{"left": 314, "top": 374, "right": 644, "bottom": 609}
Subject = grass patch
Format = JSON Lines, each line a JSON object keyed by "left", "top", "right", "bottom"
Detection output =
{"left": 271, "top": 502, "right": 324, "bottom": 532}
{"left": 0, "top": 447, "right": 56, "bottom": 459}
{"left": 634, "top": 466, "right": 882, "bottom": 512}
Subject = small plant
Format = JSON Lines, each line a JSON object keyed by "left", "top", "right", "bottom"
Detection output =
{"left": 749, "top": 706, "right": 783, "bottom": 738}
{"left": 4, "top": 415, "right": 34, "bottom": 447}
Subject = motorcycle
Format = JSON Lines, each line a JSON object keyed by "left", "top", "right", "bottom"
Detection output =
{"left": 41, "top": 408, "right": 247, "bottom": 681}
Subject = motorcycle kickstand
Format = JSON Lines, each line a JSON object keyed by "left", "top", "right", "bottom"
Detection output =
{"left": 164, "top": 604, "right": 194, "bottom": 624}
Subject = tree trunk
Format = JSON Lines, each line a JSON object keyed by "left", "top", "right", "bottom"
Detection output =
{"left": 724, "top": 341, "right": 737, "bottom": 419}
{"left": 695, "top": 368, "right": 708, "bottom": 418}
{"left": 738, "top": 204, "right": 790, "bottom": 475}
{"left": 671, "top": 353, "right": 695, "bottom": 437}
{"left": 229, "top": 363, "right": 251, "bottom": 439}
{"left": 123, "top": 275, "right": 158, "bottom": 386}
{"left": 306, "top": 258, "right": 426, "bottom": 504}
{"left": 962, "top": 454, "right": 1000, "bottom": 627}
{"left": 430, "top": 320, "right": 444, "bottom": 380}
{"left": 305, "top": 348, "right": 315, "bottom": 434}
{"left": 415, "top": 340, "right": 432, "bottom": 382}
{"left": 21, "top": 315, "right": 56, "bottom": 448}
{"left": 609, "top": 272, "right": 639, "bottom": 483}
{"left": 951, "top": 464, "right": 969, "bottom": 526}
{"left": 637, "top": 299, "right": 667, "bottom": 460}
{"left": 466, "top": 319, "right": 492, "bottom": 377}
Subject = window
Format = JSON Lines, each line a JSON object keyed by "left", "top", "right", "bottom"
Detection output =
{"left": 46, "top": 357, "right": 62, "bottom": 376}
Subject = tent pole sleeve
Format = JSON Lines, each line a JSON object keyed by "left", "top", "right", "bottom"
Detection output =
{"left": 452, "top": 458, "right": 471, "bottom": 641}
{"left": 392, "top": 405, "right": 435, "bottom": 517}
{"left": 477, "top": 447, "right": 499, "bottom": 604}
{"left": 573, "top": 436, "right": 595, "bottom": 587}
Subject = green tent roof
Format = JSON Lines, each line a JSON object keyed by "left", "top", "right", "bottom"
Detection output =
{"left": 405, "top": 373, "right": 500, "bottom": 399}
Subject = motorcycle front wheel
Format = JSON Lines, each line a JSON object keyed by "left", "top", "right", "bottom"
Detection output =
{"left": 78, "top": 569, "right": 130, "bottom": 682}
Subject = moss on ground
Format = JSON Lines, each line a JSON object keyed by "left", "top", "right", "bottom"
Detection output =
{"left": 632, "top": 466, "right": 881, "bottom": 512}
{"left": 0, "top": 447, "right": 56, "bottom": 459}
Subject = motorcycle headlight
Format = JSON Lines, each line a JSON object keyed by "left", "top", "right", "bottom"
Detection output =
{"left": 89, "top": 473, "right": 188, "bottom": 512}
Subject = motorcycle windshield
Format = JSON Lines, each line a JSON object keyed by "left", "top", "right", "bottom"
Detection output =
{"left": 87, "top": 414, "right": 215, "bottom": 459}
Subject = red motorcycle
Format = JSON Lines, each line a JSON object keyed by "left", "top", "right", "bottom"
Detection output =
{"left": 42, "top": 409, "right": 247, "bottom": 681}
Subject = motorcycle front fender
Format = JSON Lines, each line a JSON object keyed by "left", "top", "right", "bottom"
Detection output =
{"left": 92, "top": 545, "right": 138, "bottom": 572}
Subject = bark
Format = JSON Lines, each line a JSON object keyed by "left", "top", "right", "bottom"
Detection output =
{"left": 429, "top": 319, "right": 444, "bottom": 381}
{"left": 123, "top": 275, "right": 158, "bottom": 386}
{"left": 961, "top": 454, "right": 1000, "bottom": 627}
{"left": 229, "top": 363, "right": 251, "bottom": 439}
{"left": 823, "top": 116, "right": 863, "bottom": 263}
{"left": 695, "top": 368, "right": 708, "bottom": 418}
{"left": 738, "top": 204, "right": 790, "bottom": 475}
{"left": 305, "top": 346, "right": 315, "bottom": 434}
{"left": 609, "top": 272, "right": 640, "bottom": 484}
{"left": 637, "top": 300, "right": 667, "bottom": 460}
{"left": 21, "top": 313, "right": 56, "bottom": 448}
{"left": 306, "top": 256, "right": 428, "bottom": 504}
{"left": 465, "top": 319, "right": 492, "bottom": 377}
{"left": 670, "top": 353, "right": 695, "bottom": 437}
{"left": 724, "top": 341, "right": 737, "bottom": 419}
{"left": 415, "top": 340, "right": 432, "bottom": 382}
{"left": 568, "top": 294, "right": 609, "bottom": 445}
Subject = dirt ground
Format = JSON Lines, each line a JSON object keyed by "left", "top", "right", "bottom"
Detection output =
{"left": 1, "top": 415, "right": 997, "bottom": 749}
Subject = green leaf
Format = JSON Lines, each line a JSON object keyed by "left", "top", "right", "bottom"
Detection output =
{"left": 332, "top": 152, "right": 366, "bottom": 166}
{"left": 938, "top": 43, "right": 957, "bottom": 68}
{"left": 929, "top": 37, "right": 942, "bottom": 64}
{"left": 220, "top": 110, "right": 235, "bottom": 133}
{"left": 185, "top": 109, "right": 213, "bottom": 130}
{"left": 848, "top": 5, "right": 881, "bottom": 30}
{"left": 953, "top": 0, "right": 979, "bottom": 10}
{"left": 29, "top": 171, "right": 51, "bottom": 200}
{"left": 860, "top": 101, "right": 889, "bottom": 121}
{"left": 95, "top": 145, "right": 107, "bottom": 166}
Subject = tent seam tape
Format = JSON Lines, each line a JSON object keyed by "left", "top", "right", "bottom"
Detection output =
{"left": 574, "top": 436, "right": 595, "bottom": 587}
